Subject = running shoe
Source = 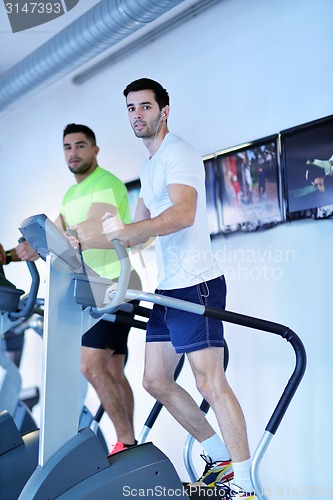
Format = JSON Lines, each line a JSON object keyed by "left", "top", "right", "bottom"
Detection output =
{"left": 188, "top": 454, "right": 234, "bottom": 487}
{"left": 108, "top": 441, "right": 136, "bottom": 456}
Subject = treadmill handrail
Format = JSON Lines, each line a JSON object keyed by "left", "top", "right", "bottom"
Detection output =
{"left": 9, "top": 239, "right": 40, "bottom": 321}
{"left": 125, "top": 289, "right": 306, "bottom": 437}
{"left": 90, "top": 239, "right": 131, "bottom": 316}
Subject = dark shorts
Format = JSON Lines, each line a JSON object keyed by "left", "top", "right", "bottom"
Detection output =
{"left": 82, "top": 270, "right": 142, "bottom": 354}
{"left": 146, "top": 275, "right": 227, "bottom": 354}
{"left": 82, "top": 308, "right": 136, "bottom": 354}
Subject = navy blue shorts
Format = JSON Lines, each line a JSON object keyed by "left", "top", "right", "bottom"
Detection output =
{"left": 146, "top": 275, "right": 227, "bottom": 353}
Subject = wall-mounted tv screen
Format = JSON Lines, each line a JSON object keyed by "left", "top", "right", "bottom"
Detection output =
{"left": 215, "top": 135, "right": 282, "bottom": 233}
{"left": 125, "top": 178, "right": 141, "bottom": 221}
{"left": 280, "top": 114, "right": 333, "bottom": 219}
{"left": 203, "top": 155, "right": 221, "bottom": 236}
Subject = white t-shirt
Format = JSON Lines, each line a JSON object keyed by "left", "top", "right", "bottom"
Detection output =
{"left": 140, "top": 133, "right": 222, "bottom": 290}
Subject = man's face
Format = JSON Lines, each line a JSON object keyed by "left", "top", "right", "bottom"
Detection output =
{"left": 63, "top": 132, "right": 98, "bottom": 175}
{"left": 126, "top": 89, "right": 163, "bottom": 138}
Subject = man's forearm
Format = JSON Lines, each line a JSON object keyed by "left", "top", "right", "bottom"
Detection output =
{"left": 123, "top": 203, "right": 194, "bottom": 247}
{"left": 79, "top": 232, "right": 113, "bottom": 250}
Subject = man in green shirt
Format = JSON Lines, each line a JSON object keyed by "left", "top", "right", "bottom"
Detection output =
{"left": 57, "top": 123, "right": 140, "bottom": 454}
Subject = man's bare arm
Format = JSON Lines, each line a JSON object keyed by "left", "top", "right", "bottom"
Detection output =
{"left": 69, "top": 202, "right": 118, "bottom": 250}
{"left": 103, "top": 184, "right": 197, "bottom": 247}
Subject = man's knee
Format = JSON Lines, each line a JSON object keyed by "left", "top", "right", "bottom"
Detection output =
{"left": 142, "top": 372, "right": 162, "bottom": 398}
{"left": 81, "top": 348, "right": 105, "bottom": 380}
{"left": 195, "top": 370, "right": 229, "bottom": 403}
{"left": 143, "top": 371, "right": 175, "bottom": 400}
{"left": 81, "top": 358, "right": 97, "bottom": 381}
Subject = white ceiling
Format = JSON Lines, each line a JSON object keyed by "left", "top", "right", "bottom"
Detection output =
{"left": 0, "top": 0, "right": 101, "bottom": 74}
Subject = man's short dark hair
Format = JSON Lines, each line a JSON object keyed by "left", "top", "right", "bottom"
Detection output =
{"left": 63, "top": 123, "right": 96, "bottom": 146}
{"left": 123, "top": 78, "right": 170, "bottom": 110}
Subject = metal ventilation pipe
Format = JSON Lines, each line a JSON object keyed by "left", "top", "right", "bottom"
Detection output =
{"left": 0, "top": 0, "right": 184, "bottom": 112}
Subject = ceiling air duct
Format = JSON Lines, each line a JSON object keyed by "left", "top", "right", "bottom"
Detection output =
{"left": 0, "top": 0, "right": 184, "bottom": 112}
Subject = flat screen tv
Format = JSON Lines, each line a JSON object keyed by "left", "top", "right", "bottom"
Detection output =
{"left": 280, "top": 114, "right": 333, "bottom": 219}
{"left": 125, "top": 178, "right": 141, "bottom": 221}
{"left": 215, "top": 135, "right": 282, "bottom": 234}
{"left": 203, "top": 155, "right": 221, "bottom": 236}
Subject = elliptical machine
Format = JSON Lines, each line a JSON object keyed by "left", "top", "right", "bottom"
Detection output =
{"left": 0, "top": 245, "right": 107, "bottom": 498}
{"left": 17, "top": 214, "right": 306, "bottom": 500}
{"left": 16, "top": 214, "right": 188, "bottom": 499}
{"left": 1, "top": 313, "right": 41, "bottom": 433}
{"left": 0, "top": 247, "right": 41, "bottom": 499}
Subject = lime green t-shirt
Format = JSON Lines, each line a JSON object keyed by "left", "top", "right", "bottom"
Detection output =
{"left": 61, "top": 166, "right": 131, "bottom": 280}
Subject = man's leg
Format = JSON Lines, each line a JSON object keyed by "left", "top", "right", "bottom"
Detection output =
{"left": 187, "top": 346, "right": 256, "bottom": 496}
{"left": 81, "top": 346, "right": 135, "bottom": 446}
{"left": 106, "top": 352, "right": 135, "bottom": 439}
{"left": 144, "top": 342, "right": 253, "bottom": 493}
{"left": 143, "top": 341, "right": 217, "bottom": 442}
{"left": 186, "top": 346, "right": 250, "bottom": 463}
{"left": 143, "top": 342, "right": 249, "bottom": 454}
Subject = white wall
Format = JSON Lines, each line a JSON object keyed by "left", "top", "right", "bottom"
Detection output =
{"left": 1, "top": 0, "right": 333, "bottom": 498}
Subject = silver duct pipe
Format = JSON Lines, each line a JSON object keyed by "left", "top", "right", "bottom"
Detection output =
{"left": 73, "top": 0, "right": 222, "bottom": 85}
{"left": 0, "top": 0, "right": 184, "bottom": 112}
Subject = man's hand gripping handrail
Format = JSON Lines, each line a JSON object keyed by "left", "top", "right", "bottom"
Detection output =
{"left": 90, "top": 215, "right": 131, "bottom": 315}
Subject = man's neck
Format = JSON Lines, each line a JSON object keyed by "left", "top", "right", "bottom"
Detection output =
{"left": 75, "top": 163, "right": 98, "bottom": 183}
{"left": 144, "top": 129, "right": 169, "bottom": 158}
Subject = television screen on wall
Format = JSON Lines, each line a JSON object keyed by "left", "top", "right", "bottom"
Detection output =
{"left": 280, "top": 114, "right": 333, "bottom": 219}
{"left": 203, "top": 155, "right": 221, "bottom": 236}
{"left": 125, "top": 178, "right": 141, "bottom": 221}
{"left": 215, "top": 135, "right": 282, "bottom": 233}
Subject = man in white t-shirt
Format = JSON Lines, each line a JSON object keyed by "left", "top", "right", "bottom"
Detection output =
{"left": 102, "top": 78, "right": 257, "bottom": 500}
